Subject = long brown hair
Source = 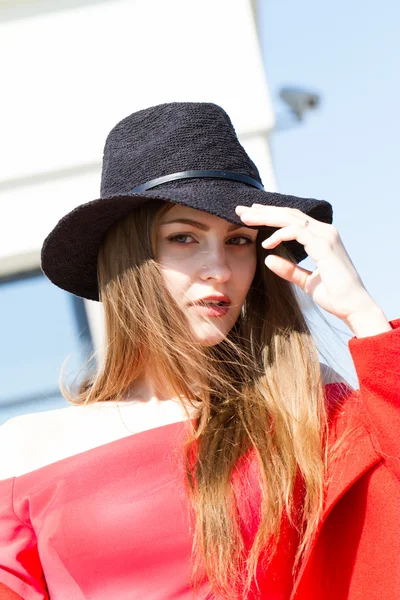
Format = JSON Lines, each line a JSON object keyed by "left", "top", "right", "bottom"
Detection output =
{"left": 61, "top": 199, "right": 356, "bottom": 599}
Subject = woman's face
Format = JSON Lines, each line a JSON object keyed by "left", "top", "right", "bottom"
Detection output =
{"left": 155, "top": 204, "right": 258, "bottom": 346}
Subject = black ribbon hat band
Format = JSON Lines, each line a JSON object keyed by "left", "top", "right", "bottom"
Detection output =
{"left": 130, "top": 169, "right": 265, "bottom": 194}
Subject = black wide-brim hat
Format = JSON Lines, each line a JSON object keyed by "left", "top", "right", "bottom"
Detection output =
{"left": 41, "top": 102, "right": 333, "bottom": 302}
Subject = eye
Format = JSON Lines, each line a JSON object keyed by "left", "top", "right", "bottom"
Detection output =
{"left": 227, "top": 236, "right": 254, "bottom": 246}
{"left": 167, "top": 234, "right": 254, "bottom": 245}
{"left": 167, "top": 234, "right": 195, "bottom": 244}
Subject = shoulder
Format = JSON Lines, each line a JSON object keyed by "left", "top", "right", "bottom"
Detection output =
{"left": 0, "top": 405, "right": 95, "bottom": 480}
{"left": 320, "top": 362, "right": 354, "bottom": 402}
{"left": 320, "top": 364, "right": 360, "bottom": 425}
{"left": 0, "top": 402, "right": 141, "bottom": 479}
{"left": 0, "top": 405, "right": 76, "bottom": 437}
{"left": 0, "top": 409, "right": 59, "bottom": 480}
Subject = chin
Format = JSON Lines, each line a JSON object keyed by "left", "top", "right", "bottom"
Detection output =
{"left": 191, "top": 324, "right": 232, "bottom": 347}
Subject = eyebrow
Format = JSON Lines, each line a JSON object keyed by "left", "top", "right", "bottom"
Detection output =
{"left": 160, "top": 218, "right": 247, "bottom": 232}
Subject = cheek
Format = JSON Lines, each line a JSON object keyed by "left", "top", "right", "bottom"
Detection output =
{"left": 158, "top": 264, "right": 192, "bottom": 301}
{"left": 156, "top": 242, "right": 193, "bottom": 289}
{"left": 235, "top": 254, "right": 257, "bottom": 289}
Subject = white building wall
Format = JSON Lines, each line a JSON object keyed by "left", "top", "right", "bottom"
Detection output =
{"left": 0, "top": 0, "right": 276, "bottom": 350}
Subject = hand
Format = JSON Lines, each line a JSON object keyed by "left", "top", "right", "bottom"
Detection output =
{"left": 235, "top": 203, "right": 380, "bottom": 323}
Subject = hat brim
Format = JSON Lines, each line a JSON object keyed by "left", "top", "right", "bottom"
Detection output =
{"left": 40, "top": 181, "right": 332, "bottom": 301}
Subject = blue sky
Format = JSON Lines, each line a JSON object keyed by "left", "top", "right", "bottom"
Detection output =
{"left": 257, "top": 0, "right": 399, "bottom": 323}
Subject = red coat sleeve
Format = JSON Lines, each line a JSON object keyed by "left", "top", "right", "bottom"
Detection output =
{"left": 346, "top": 317, "right": 400, "bottom": 481}
{"left": 0, "top": 477, "right": 49, "bottom": 600}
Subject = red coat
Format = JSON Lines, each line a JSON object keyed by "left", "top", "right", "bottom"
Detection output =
{"left": 0, "top": 319, "right": 399, "bottom": 600}
{"left": 291, "top": 317, "right": 400, "bottom": 599}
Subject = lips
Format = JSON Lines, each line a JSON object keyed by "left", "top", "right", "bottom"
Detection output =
{"left": 197, "top": 301, "right": 229, "bottom": 306}
{"left": 190, "top": 303, "right": 230, "bottom": 317}
{"left": 191, "top": 294, "right": 232, "bottom": 305}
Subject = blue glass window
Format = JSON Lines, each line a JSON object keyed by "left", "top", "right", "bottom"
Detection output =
{"left": 0, "top": 270, "right": 93, "bottom": 425}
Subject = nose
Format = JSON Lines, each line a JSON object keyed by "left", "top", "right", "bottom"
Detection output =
{"left": 198, "top": 246, "right": 232, "bottom": 282}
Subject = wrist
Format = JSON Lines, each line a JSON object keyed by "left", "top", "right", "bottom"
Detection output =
{"left": 343, "top": 304, "right": 393, "bottom": 339}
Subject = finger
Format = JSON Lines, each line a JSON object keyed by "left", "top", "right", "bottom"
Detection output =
{"left": 236, "top": 205, "right": 318, "bottom": 229}
{"left": 264, "top": 254, "right": 314, "bottom": 290}
{"left": 261, "top": 224, "right": 311, "bottom": 249}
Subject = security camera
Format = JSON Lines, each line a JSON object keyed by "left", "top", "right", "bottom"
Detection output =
{"left": 279, "top": 87, "right": 321, "bottom": 121}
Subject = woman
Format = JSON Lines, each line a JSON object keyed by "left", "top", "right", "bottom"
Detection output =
{"left": 0, "top": 102, "right": 398, "bottom": 600}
